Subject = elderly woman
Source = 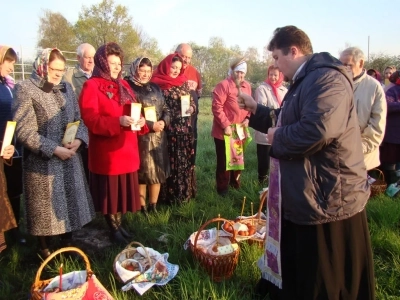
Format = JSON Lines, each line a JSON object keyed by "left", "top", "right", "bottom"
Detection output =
{"left": 0, "top": 45, "right": 18, "bottom": 252}
{"left": 79, "top": 43, "right": 148, "bottom": 244}
{"left": 254, "top": 65, "right": 287, "bottom": 184}
{"left": 12, "top": 48, "right": 95, "bottom": 258}
{"left": 125, "top": 57, "right": 170, "bottom": 215}
{"left": 151, "top": 54, "right": 196, "bottom": 204}
{"left": 211, "top": 58, "right": 251, "bottom": 196}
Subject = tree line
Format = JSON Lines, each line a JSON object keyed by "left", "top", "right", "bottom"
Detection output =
{"left": 23, "top": 0, "right": 400, "bottom": 95}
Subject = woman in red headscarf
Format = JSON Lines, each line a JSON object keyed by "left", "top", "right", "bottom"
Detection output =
{"left": 151, "top": 54, "right": 196, "bottom": 204}
{"left": 79, "top": 42, "right": 148, "bottom": 244}
{"left": 254, "top": 65, "right": 287, "bottom": 184}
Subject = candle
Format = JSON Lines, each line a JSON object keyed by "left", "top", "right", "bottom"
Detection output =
{"left": 59, "top": 263, "right": 63, "bottom": 292}
{"left": 240, "top": 196, "right": 246, "bottom": 219}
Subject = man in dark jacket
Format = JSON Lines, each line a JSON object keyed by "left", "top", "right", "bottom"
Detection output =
{"left": 239, "top": 26, "right": 374, "bottom": 299}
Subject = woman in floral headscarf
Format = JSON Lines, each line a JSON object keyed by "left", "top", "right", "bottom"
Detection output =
{"left": 125, "top": 57, "right": 170, "bottom": 215}
{"left": 12, "top": 48, "right": 95, "bottom": 258}
{"left": 79, "top": 43, "right": 148, "bottom": 244}
{"left": 151, "top": 54, "right": 196, "bottom": 204}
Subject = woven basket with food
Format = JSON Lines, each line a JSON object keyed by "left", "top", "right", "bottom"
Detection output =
{"left": 186, "top": 216, "right": 240, "bottom": 282}
{"left": 222, "top": 193, "right": 268, "bottom": 246}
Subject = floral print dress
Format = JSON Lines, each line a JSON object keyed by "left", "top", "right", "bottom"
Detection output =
{"left": 162, "top": 82, "right": 196, "bottom": 204}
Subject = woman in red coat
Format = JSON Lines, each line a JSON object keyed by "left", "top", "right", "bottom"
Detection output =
{"left": 79, "top": 43, "right": 148, "bottom": 244}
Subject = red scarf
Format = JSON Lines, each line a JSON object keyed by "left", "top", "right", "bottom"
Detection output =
{"left": 151, "top": 53, "right": 187, "bottom": 90}
{"left": 265, "top": 71, "right": 284, "bottom": 107}
{"left": 92, "top": 43, "right": 136, "bottom": 105}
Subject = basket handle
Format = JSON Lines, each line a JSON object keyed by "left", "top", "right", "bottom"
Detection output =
{"left": 33, "top": 247, "right": 93, "bottom": 286}
{"left": 371, "top": 168, "right": 385, "bottom": 181}
{"left": 193, "top": 217, "right": 237, "bottom": 249}
{"left": 116, "top": 241, "right": 152, "bottom": 267}
{"left": 257, "top": 189, "right": 268, "bottom": 221}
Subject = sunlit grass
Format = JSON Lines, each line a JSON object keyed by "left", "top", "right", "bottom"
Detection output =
{"left": 0, "top": 98, "right": 399, "bottom": 299}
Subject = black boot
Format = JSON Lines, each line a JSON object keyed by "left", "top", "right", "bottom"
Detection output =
{"left": 116, "top": 212, "right": 133, "bottom": 239}
{"left": 141, "top": 205, "right": 149, "bottom": 217}
{"left": 105, "top": 214, "right": 128, "bottom": 245}
{"left": 148, "top": 203, "right": 158, "bottom": 214}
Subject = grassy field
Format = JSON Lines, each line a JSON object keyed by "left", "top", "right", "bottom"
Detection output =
{"left": 1, "top": 97, "right": 400, "bottom": 300}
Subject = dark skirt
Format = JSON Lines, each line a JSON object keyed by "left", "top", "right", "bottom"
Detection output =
{"left": 89, "top": 172, "right": 141, "bottom": 214}
{"left": 165, "top": 133, "right": 196, "bottom": 204}
{"left": 265, "top": 209, "right": 375, "bottom": 300}
{"left": 380, "top": 142, "right": 400, "bottom": 163}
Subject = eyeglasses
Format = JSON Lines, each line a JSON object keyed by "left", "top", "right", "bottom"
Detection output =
{"left": 48, "top": 66, "right": 66, "bottom": 73}
{"left": 138, "top": 70, "right": 152, "bottom": 74}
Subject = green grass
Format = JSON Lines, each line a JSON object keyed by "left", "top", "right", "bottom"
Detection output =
{"left": 1, "top": 97, "right": 400, "bottom": 299}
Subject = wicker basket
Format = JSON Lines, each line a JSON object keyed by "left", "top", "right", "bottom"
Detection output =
{"left": 30, "top": 247, "right": 93, "bottom": 300}
{"left": 190, "top": 217, "right": 240, "bottom": 282}
{"left": 113, "top": 241, "right": 152, "bottom": 284}
{"left": 370, "top": 169, "right": 387, "bottom": 198}
{"left": 243, "top": 189, "right": 267, "bottom": 248}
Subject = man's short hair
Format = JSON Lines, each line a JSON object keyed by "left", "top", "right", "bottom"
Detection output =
{"left": 77, "top": 43, "right": 94, "bottom": 57}
{"left": 267, "top": 26, "right": 313, "bottom": 55}
{"left": 175, "top": 43, "right": 192, "bottom": 54}
{"left": 340, "top": 47, "right": 365, "bottom": 63}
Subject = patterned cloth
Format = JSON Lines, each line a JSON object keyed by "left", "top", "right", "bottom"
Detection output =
{"left": 12, "top": 49, "right": 95, "bottom": 235}
{"left": 128, "top": 56, "right": 153, "bottom": 85}
{"left": 162, "top": 82, "right": 196, "bottom": 203}
{"left": 258, "top": 115, "right": 282, "bottom": 288}
{"left": 92, "top": 43, "right": 135, "bottom": 105}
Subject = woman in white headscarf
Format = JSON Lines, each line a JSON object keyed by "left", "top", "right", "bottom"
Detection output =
{"left": 211, "top": 58, "right": 251, "bottom": 196}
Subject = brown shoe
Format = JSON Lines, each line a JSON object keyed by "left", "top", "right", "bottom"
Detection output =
{"left": 39, "top": 248, "right": 51, "bottom": 260}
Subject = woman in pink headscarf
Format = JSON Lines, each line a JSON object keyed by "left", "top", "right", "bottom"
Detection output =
{"left": 254, "top": 65, "right": 287, "bottom": 183}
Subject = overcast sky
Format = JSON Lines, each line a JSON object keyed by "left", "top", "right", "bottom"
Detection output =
{"left": 3, "top": 0, "right": 398, "bottom": 61}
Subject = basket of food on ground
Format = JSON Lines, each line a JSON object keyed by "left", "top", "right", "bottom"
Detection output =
{"left": 186, "top": 216, "right": 240, "bottom": 282}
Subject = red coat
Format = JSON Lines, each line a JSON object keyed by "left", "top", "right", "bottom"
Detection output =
{"left": 211, "top": 77, "right": 251, "bottom": 140}
{"left": 79, "top": 77, "right": 148, "bottom": 175}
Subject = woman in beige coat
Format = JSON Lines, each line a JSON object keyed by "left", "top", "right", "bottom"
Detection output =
{"left": 254, "top": 65, "right": 287, "bottom": 183}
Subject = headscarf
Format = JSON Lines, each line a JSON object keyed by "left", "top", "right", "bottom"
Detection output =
{"left": 32, "top": 48, "right": 66, "bottom": 92}
{"left": 265, "top": 65, "right": 284, "bottom": 106}
{"left": 389, "top": 70, "right": 400, "bottom": 85}
{"left": 0, "top": 45, "right": 11, "bottom": 64}
{"left": 92, "top": 42, "right": 135, "bottom": 105}
{"left": 0, "top": 45, "right": 15, "bottom": 88}
{"left": 151, "top": 53, "right": 187, "bottom": 90}
{"left": 128, "top": 56, "right": 153, "bottom": 86}
{"left": 367, "top": 69, "right": 382, "bottom": 82}
{"left": 228, "top": 57, "right": 247, "bottom": 77}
